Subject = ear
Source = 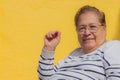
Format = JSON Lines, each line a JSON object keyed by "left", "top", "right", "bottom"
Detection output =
{"left": 103, "top": 26, "right": 106, "bottom": 31}
{"left": 103, "top": 26, "right": 107, "bottom": 36}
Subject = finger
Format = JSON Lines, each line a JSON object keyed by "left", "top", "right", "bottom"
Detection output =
{"left": 57, "top": 31, "right": 61, "bottom": 36}
{"left": 52, "top": 31, "right": 58, "bottom": 38}
{"left": 45, "top": 33, "right": 51, "bottom": 40}
{"left": 46, "top": 32, "right": 53, "bottom": 38}
{"left": 45, "top": 31, "right": 60, "bottom": 40}
{"left": 49, "top": 33, "right": 53, "bottom": 38}
{"left": 45, "top": 31, "right": 55, "bottom": 41}
{"left": 56, "top": 31, "right": 61, "bottom": 40}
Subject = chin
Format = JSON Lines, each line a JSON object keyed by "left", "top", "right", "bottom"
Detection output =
{"left": 82, "top": 41, "right": 96, "bottom": 51}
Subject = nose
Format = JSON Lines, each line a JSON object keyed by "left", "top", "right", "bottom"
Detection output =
{"left": 84, "top": 28, "right": 91, "bottom": 35}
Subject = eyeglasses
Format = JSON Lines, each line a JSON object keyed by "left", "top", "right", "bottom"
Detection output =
{"left": 76, "top": 24, "right": 102, "bottom": 34}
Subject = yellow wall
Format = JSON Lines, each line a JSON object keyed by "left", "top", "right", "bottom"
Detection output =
{"left": 0, "top": 0, "right": 120, "bottom": 80}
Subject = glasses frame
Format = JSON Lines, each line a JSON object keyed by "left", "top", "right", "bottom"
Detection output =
{"left": 76, "top": 24, "right": 103, "bottom": 34}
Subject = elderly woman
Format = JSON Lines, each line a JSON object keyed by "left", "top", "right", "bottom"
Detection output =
{"left": 38, "top": 5, "right": 120, "bottom": 80}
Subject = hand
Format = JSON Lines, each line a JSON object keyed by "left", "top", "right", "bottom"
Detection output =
{"left": 44, "top": 31, "right": 61, "bottom": 51}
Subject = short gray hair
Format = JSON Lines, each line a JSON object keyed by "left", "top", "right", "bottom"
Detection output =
{"left": 74, "top": 5, "right": 106, "bottom": 27}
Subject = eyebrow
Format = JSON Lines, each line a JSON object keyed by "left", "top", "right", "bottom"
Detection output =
{"left": 78, "top": 23, "right": 100, "bottom": 26}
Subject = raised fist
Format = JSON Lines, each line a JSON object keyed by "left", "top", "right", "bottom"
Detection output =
{"left": 44, "top": 31, "right": 61, "bottom": 51}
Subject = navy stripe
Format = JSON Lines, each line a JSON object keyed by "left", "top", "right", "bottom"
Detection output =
{"left": 84, "top": 69, "right": 106, "bottom": 76}
{"left": 63, "top": 59, "right": 102, "bottom": 63}
{"left": 97, "top": 50, "right": 111, "bottom": 66}
{"left": 102, "top": 56, "right": 110, "bottom": 66}
{"left": 69, "top": 70, "right": 96, "bottom": 80}
{"left": 79, "top": 56, "right": 84, "bottom": 58}
{"left": 59, "top": 63, "right": 105, "bottom": 70}
{"left": 37, "top": 70, "right": 53, "bottom": 77}
{"left": 108, "top": 75, "right": 120, "bottom": 78}
{"left": 68, "top": 56, "right": 72, "bottom": 59}
{"left": 59, "top": 68, "right": 106, "bottom": 76}
{"left": 64, "top": 61, "right": 68, "bottom": 63}
{"left": 97, "top": 50, "right": 104, "bottom": 54}
{"left": 39, "top": 65, "right": 54, "bottom": 71}
{"left": 39, "top": 77, "right": 42, "bottom": 80}
{"left": 94, "top": 53, "right": 100, "bottom": 56}
{"left": 106, "top": 67, "right": 120, "bottom": 70}
{"left": 54, "top": 66, "right": 58, "bottom": 72}
{"left": 56, "top": 73, "right": 82, "bottom": 80}
{"left": 55, "top": 65, "right": 58, "bottom": 70}
{"left": 39, "top": 61, "right": 53, "bottom": 65}
{"left": 40, "top": 55, "right": 54, "bottom": 60}
{"left": 83, "top": 59, "right": 102, "bottom": 62}
{"left": 53, "top": 68, "right": 57, "bottom": 72}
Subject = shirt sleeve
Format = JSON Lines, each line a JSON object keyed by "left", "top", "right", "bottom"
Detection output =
{"left": 37, "top": 48, "right": 82, "bottom": 80}
{"left": 37, "top": 48, "right": 57, "bottom": 80}
{"left": 104, "top": 41, "right": 120, "bottom": 80}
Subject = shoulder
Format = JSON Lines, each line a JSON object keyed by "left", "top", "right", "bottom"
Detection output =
{"left": 106, "top": 40, "right": 120, "bottom": 47}
{"left": 100, "top": 40, "right": 120, "bottom": 51}
{"left": 103, "top": 40, "right": 120, "bottom": 52}
{"left": 103, "top": 40, "right": 120, "bottom": 64}
{"left": 68, "top": 48, "right": 83, "bottom": 57}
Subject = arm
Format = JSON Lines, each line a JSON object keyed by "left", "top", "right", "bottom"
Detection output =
{"left": 37, "top": 31, "right": 61, "bottom": 80}
{"left": 106, "top": 65, "right": 120, "bottom": 80}
{"left": 104, "top": 41, "right": 120, "bottom": 80}
{"left": 37, "top": 48, "right": 56, "bottom": 80}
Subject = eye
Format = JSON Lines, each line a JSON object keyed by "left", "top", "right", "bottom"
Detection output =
{"left": 90, "top": 25, "right": 96, "bottom": 28}
{"left": 90, "top": 25, "right": 97, "bottom": 29}
{"left": 78, "top": 27, "right": 85, "bottom": 31}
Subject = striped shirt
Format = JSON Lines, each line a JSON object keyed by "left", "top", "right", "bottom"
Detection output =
{"left": 38, "top": 40, "right": 120, "bottom": 80}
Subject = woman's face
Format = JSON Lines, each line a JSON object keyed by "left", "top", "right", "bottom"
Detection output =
{"left": 77, "top": 12, "right": 106, "bottom": 53}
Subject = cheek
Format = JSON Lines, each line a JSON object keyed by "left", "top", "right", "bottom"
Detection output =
{"left": 95, "top": 31, "right": 106, "bottom": 44}
{"left": 78, "top": 34, "right": 83, "bottom": 42}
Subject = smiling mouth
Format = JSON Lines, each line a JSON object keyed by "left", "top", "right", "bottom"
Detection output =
{"left": 83, "top": 38, "right": 94, "bottom": 41}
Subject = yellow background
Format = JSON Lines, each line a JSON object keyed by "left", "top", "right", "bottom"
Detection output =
{"left": 0, "top": 0, "right": 120, "bottom": 80}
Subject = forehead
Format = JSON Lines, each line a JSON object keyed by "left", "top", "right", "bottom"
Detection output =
{"left": 78, "top": 12, "right": 100, "bottom": 25}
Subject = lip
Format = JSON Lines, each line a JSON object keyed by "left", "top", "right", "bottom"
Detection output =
{"left": 83, "top": 38, "right": 94, "bottom": 41}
